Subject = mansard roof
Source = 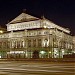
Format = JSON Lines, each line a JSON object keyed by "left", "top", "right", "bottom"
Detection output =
{"left": 9, "top": 12, "right": 39, "bottom": 24}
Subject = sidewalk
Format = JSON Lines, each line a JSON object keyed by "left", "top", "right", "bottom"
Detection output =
{"left": 0, "top": 58, "right": 75, "bottom": 62}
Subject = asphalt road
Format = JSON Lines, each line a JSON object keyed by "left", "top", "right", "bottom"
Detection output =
{"left": 0, "top": 61, "right": 75, "bottom": 75}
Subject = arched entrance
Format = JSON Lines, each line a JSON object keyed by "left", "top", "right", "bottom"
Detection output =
{"left": 32, "top": 50, "right": 39, "bottom": 58}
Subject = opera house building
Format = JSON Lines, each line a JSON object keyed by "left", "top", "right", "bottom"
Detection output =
{"left": 0, "top": 12, "right": 74, "bottom": 59}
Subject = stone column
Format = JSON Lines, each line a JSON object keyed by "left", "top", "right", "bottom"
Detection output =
{"left": 16, "top": 41, "right": 17, "bottom": 48}
{"left": 36, "top": 39, "right": 38, "bottom": 47}
{"left": 30, "top": 39, "right": 33, "bottom": 58}
{"left": 11, "top": 41, "right": 14, "bottom": 48}
{"left": 20, "top": 41, "right": 22, "bottom": 48}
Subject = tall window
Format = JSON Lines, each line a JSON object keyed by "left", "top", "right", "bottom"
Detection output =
{"left": 0, "top": 42, "right": 2, "bottom": 48}
{"left": 28, "top": 40, "right": 31, "bottom": 47}
{"left": 17, "top": 41, "right": 20, "bottom": 48}
{"left": 21, "top": 41, "right": 24, "bottom": 48}
{"left": 33, "top": 39, "right": 36, "bottom": 47}
{"left": 3, "top": 42, "right": 7, "bottom": 48}
{"left": 38, "top": 39, "right": 41, "bottom": 47}
{"left": 13, "top": 41, "right": 16, "bottom": 48}
{"left": 44, "top": 39, "right": 48, "bottom": 47}
{"left": 7, "top": 41, "right": 10, "bottom": 48}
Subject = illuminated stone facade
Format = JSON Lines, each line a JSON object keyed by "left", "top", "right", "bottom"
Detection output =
{"left": 0, "top": 12, "right": 73, "bottom": 58}
{"left": 73, "top": 36, "right": 75, "bottom": 53}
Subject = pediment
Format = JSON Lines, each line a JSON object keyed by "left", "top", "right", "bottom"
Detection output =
{"left": 9, "top": 13, "right": 39, "bottom": 24}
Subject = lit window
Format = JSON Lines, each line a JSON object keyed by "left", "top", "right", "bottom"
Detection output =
{"left": 44, "top": 26, "right": 47, "bottom": 28}
{"left": 44, "top": 39, "right": 48, "bottom": 47}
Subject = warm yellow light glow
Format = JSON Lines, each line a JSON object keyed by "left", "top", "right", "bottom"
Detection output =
{"left": 0, "top": 30, "right": 3, "bottom": 33}
{"left": 72, "top": 50, "right": 75, "bottom": 53}
{"left": 0, "top": 56, "right": 1, "bottom": 58}
{"left": 62, "top": 50, "right": 64, "bottom": 53}
{"left": 49, "top": 51, "right": 51, "bottom": 54}
{"left": 44, "top": 26, "right": 47, "bottom": 28}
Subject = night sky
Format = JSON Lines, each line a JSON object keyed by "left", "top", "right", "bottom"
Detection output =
{"left": 0, "top": 0, "right": 75, "bottom": 35}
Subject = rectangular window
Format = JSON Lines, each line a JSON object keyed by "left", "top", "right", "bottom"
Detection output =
{"left": 33, "top": 39, "right": 36, "bottom": 47}
{"left": 28, "top": 40, "right": 31, "bottom": 47}
{"left": 38, "top": 39, "right": 41, "bottom": 47}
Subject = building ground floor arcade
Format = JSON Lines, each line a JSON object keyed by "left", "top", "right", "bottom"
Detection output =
{"left": 0, "top": 47, "right": 72, "bottom": 59}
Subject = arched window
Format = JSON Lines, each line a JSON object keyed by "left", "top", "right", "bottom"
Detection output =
{"left": 44, "top": 39, "right": 48, "bottom": 47}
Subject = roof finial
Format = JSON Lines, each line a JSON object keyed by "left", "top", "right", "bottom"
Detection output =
{"left": 23, "top": 9, "right": 26, "bottom": 13}
{"left": 41, "top": 14, "right": 45, "bottom": 19}
{"left": 7, "top": 20, "right": 9, "bottom": 23}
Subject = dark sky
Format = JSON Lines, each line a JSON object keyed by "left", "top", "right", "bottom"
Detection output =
{"left": 0, "top": 0, "right": 75, "bottom": 35}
